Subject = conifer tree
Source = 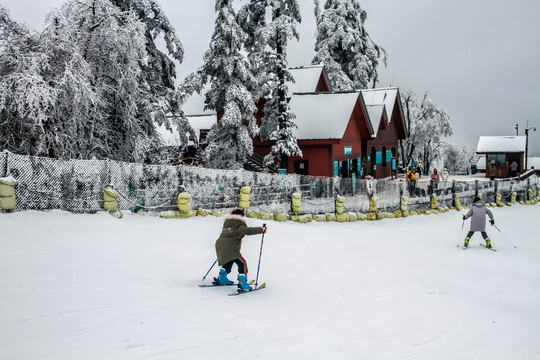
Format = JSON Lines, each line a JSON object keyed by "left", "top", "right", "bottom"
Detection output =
{"left": 238, "top": 0, "right": 303, "bottom": 170}
{"left": 312, "top": 0, "right": 386, "bottom": 90}
{"left": 109, "top": 0, "right": 195, "bottom": 162}
{"left": 179, "top": 0, "right": 258, "bottom": 169}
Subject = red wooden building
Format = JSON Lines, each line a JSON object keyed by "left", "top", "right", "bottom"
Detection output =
{"left": 179, "top": 65, "right": 408, "bottom": 179}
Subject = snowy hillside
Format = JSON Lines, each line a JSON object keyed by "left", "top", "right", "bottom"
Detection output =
{"left": 1, "top": 206, "right": 539, "bottom": 359}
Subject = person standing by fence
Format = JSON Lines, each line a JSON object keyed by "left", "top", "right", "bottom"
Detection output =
{"left": 407, "top": 168, "right": 417, "bottom": 196}
{"left": 430, "top": 168, "right": 440, "bottom": 189}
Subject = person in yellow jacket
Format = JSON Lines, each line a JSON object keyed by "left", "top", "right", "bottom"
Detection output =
{"left": 407, "top": 168, "right": 417, "bottom": 196}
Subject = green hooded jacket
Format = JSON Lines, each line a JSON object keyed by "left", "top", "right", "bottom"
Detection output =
{"left": 215, "top": 215, "right": 264, "bottom": 266}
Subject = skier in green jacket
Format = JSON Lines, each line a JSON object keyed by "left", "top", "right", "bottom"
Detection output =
{"left": 213, "top": 208, "right": 266, "bottom": 292}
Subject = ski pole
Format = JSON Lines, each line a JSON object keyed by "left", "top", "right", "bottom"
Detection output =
{"left": 456, "top": 219, "right": 465, "bottom": 247}
{"left": 202, "top": 259, "right": 218, "bottom": 281}
{"left": 254, "top": 223, "right": 266, "bottom": 289}
{"left": 494, "top": 225, "right": 517, "bottom": 249}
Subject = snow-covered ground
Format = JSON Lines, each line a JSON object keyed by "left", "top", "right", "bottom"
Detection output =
{"left": 1, "top": 205, "right": 539, "bottom": 360}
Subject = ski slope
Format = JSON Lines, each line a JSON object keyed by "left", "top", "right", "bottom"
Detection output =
{"left": 1, "top": 205, "right": 539, "bottom": 359}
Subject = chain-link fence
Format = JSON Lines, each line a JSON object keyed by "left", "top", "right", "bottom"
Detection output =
{"left": 1, "top": 151, "right": 538, "bottom": 214}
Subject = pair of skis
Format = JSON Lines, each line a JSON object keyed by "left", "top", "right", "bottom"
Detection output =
{"left": 199, "top": 280, "right": 267, "bottom": 296}
{"left": 462, "top": 243, "right": 497, "bottom": 251}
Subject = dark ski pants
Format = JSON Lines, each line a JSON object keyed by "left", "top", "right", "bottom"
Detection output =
{"left": 465, "top": 231, "right": 489, "bottom": 239}
{"left": 222, "top": 257, "right": 248, "bottom": 275}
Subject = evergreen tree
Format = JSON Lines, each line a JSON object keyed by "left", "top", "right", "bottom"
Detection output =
{"left": 108, "top": 0, "right": 195, "bottom": 162}
{"left": 179, "top": 0, "right": 257, "bottom": 169}
{"left": 400, "top": 90, "right": 453, "bottom": 173}
{"left": 312, "top": 0, "right": 386, "bottom": 90}
{"left": 238, "top": 0, "right": 303, "bottom": 169}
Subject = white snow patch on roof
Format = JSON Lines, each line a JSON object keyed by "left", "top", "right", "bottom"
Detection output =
{"left": 360, "top": 87, "right": 398, "bottom": 124}
{"left": 289, "top": 92, "right": 359, "bottom": 140}
{"left": 365, "top": 104, "right": 386, "bottom": 138}
{"left": 156, "top": 115, "right": 216, "bottom": 146}
{"left": 476, "top": 136, "right": 526, "bottom": 153}
{"left": 288, "top": 65, "right": 325, "bottom": 96}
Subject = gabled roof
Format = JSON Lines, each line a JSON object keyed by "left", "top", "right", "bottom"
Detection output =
{"left": 288, "top": 92, "right": 362, "bottom": 140}
{"left": 365, "top": 104, "right": 388, "bottom": 138}
{"left": 288, "top": 65, "right": 331, "bottom": 96}
{"left": 360, "top": 87, "right": 407, "bottom": 139}
{"left": 476, "top": 136, "right": 526, "bottom": 153}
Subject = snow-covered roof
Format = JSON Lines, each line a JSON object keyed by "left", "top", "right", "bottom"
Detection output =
{"left": 288, "top": 92, "right": 360, "bottom": 140}
{"left": 360, "top": 87, "right": 399, "bottom": 124}
{"left": 288, "top": 65, "right": 328, "bottom": 96}
{"left": 156, "top": 114, "right": 216, "bottom": 146}
{"left": 365, "top": 104, "right": 387, "bottom": 138}
{"left": 476, "top": 136, "right": 526, "bottom": 153}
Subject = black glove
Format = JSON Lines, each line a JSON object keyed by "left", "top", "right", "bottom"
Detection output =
{"left": 463, "top": 215, "right": 466, "bottom": 220}
{"left": 490, "top": 219, "right": 495, "bottom": 225}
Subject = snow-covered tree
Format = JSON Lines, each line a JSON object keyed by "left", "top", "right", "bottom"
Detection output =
{"left": 0, "top": 7, "right": 54, "bottom": 156}
{"left": 238, "top": 0, "right": 302, "bottom": 169}
{"left": 1, "top": 1, "right": 191, "bottom": 162}
{"left": 441, "top": 144, "right": 478, "bottom": 173}
{"left": 179, "top": 0, "right": 258, "bottom": 169}
{"left": 400, "top": 90, "right": 453, "bottom": 174}
{"left": 312, "top": 0, "right": 386, "bottom": 90}
{"left": 108, "top": 0, "right": 195, "bottom": 161}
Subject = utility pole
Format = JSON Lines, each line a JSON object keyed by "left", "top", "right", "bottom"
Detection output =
{"left": 525, "top": 124, "right": 536, "bottom": 170}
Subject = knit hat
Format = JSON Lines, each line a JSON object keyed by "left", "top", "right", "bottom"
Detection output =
{"left": 473, "top": 196, "right": 481, "bottom": 203}
{"left": 231, "top": 208, "right": 245, "bottom": 216}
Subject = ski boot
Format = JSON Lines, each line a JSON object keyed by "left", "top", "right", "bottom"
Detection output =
{"left": 464, "top": 237, "right": 470, "bottom": 248}
{"left": 237, "top": 274, "right": 252, "bottom": 292}
{"left": 485, "top": 238, "right": 491, "bottom": 249}
{"left": 212, "top": 268, "right": 233, "bottom": 286}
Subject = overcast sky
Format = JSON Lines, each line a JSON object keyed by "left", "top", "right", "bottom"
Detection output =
{"left": 2, "top": 0, "right": 540, "bottom": 156}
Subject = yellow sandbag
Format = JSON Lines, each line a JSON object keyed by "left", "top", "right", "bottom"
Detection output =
{"left": 326, "top": 213, "right": 336, "bottom": 222}
{"left": 0, "top": 196, "right": 16, "bottom": 210}
{"left": 291, "top": 192, "right": 302, "bottom": 215}
{"left": 0, "top": 184, "right": 15, "bottom": 197}
{"left": 335, "top": 196, "right": 345, "bottom": 215}
{"left": 239, "top": 186, "right": 251, "bottom": 209}
{"left": 400, "top": 196, "right": 409, "bottom": 213}
{"left": 275, "top": 213, "right": 289, "bottom": 222}
{"left": 357, "top": 213, "right": 367, "bottom": 221}
{"left": 196, "top": 208, "right": 208, "bottom": 217}
{"left": 454, "top": 195, "right": 462, "bottom": 211}
{"left": 430, "top": 196, "right": 438, "bottom": 210}
{"left": 348, "top": 212, "right": 358, "bottom": 222}
{"left": 177, "top": 192, "right": 192, "bottom": 214}
{"left": 369, "top": 197, "right": 378, "bottom": 213}
{"left": 511, "top": 192, "right": 517, "bottom": 204}
{"left": 336, "top": 213, "right": 349, "bottom": 223}
{"left": 313, "top": 214, "right": 327, "bottom": 222}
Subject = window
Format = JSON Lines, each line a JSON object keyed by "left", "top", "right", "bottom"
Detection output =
{"left": 487, "top": 154, "right": 506, "bottom": 167}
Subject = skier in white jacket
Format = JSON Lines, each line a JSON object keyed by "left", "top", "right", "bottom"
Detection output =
{"left": 462, "top": 196, "right": 495, "bottom": 248}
